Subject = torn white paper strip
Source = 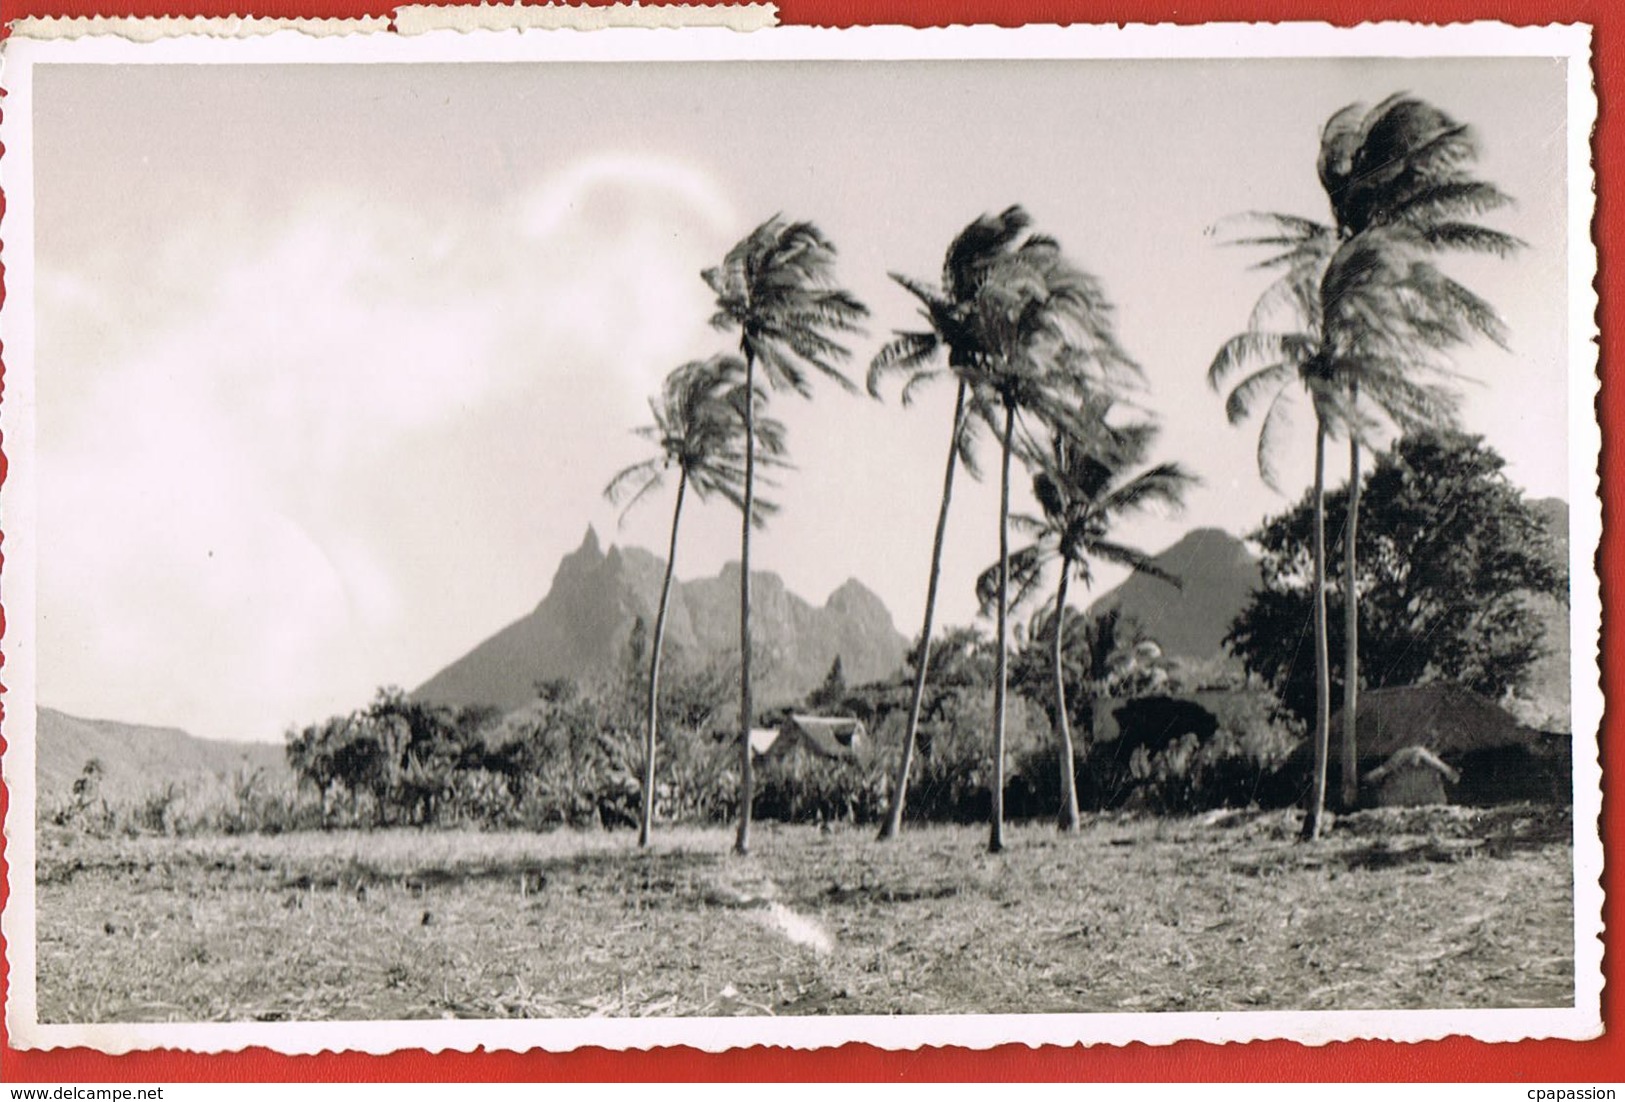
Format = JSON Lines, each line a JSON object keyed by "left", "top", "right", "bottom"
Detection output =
{"left": 394, "top": 2, "right": 778, "bottom": 34}
{"left": 7, "top": 15, "right": 391, "bottom": 39}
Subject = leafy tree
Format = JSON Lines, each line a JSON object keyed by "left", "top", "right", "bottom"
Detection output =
{"left": 284, "top": 689, "right": 501, "bottom": 826}
{"left": 977, "top": 423, "right": 1193, "bottom": 830}
{"left": 704, "top": 216, "right": 868, "bottom": 855}
{"left": 604, "top": 355, "right": 785, "bottom": 847}
{"left": 1228, "top": 430, "right": 1565, "bottom": 723}
{"left": 808, "top": 655, "right": 848, "bottom": 712}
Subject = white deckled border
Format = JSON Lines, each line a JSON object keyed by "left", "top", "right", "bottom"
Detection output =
{"left": 1562, "top": 16, "right": 1605, "bottom": 1051}
{"left": 0, "top": 20, "right": 1602, "bottom": 1056}
{"left": 394, "top": 3, "right": 777, "bottom": 35}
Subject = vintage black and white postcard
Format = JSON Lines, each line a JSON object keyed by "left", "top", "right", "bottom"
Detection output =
{"left": 0, "top": 20, "right": 1600, "bottom": 1053}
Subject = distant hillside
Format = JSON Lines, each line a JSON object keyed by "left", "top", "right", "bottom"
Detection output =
{"left": 415, "top": 527, "right": 909, "bottom": 713}
{"left": 35, "top": 707, "right": 287, "bottom": 803}
{"left": 1085, "top": 528, "right": 1261, "bottom": 659}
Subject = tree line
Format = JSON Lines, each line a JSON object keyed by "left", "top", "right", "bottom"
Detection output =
{"left": 605, "top": 93, "right": 1531, "bottom": 853}
{"left": 269, "top": 419, "right": 1561, "bottom": 836}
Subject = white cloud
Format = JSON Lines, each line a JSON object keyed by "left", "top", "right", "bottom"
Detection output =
{"left": 35, "top": 160, "right": 743, "bottom": 737}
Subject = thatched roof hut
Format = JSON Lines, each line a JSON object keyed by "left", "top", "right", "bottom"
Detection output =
{"left": 1337, "top": 684, "right": 1537, "bottom": 758}
{"left": 1362, "top": 745, "right": 1462, "bottom": 807}
{"left": 753, "top": 715, "right": 870, "bottom": 766}
{"left": 1322, "top": 684, "right": 1567, "bottom": 806}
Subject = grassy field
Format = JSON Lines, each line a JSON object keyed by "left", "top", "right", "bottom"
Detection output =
{"left": 33, "top": 804, "right": 1574, "bottom": 1022}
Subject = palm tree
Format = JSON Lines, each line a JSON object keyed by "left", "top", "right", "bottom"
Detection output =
{"left": 703, "top": 216, "right": 868, "bottom": 856}
{"left": 604, "top": 356, "right": 786, "bottom": 847}
{"left": 1208, "top": 214, "right": 1345, "bottom": 839}
{"left": 976, "top": 421, "right": 1193, "bottom": 830}
{"left": 1212, "top": 207, "right": 1511, "bottom": 837}
{"left": 867, "top": 206, "right": 1038, "bottom": 841}
{"left": 959, "top": 236, "right": 1142, "bottom": 853}
{"left": 1315, "top": 95, "right": 1521, "bottom": 809}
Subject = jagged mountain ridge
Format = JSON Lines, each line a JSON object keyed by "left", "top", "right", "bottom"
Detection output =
{"left": 414, "top": 527, "right": 910, "bottom": 713}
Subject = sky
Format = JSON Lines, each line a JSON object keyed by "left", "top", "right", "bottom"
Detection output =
{"left": 27, "top": 52, "right": 1574, "bottom": 741}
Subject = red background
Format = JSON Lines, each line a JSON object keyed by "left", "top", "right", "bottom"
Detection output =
{"left": 0, "top": 0, "right": 1615, "bottom": 1082}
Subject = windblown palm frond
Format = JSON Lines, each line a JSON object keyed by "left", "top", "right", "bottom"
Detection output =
{"left": 1208, "top": 216, "right": 1345, "bottom": 488}
{"left": 1316, "top": 224, "right": 1511, "bottom": 441}
{"left": 1319, "top": 94, "right": 1517, "bottom": 238}
{"left": 870, "top": 206, "right": 1068, "bottom": 495}
{"left": 870, "top": 209, "right": 1046, "bottom": 402}
{"left": 975, "top": 543, "right": 1050, "bottom": 617}
{"left": 977, "top": 418, "right": 1194, "bottom": 616}
{"left": 705, "top": 216, "right": 869, "bottom": 397}
{"left": 603, "top": 355, "right": 786, "bottom": 529}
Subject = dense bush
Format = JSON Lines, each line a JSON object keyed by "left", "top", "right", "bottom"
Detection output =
{"left": 754, "top": 751, "right": 890, "bottom": 824}
{"left": 268, "top": 636, "right": 745, "bottom": 832}
{"left": 1008, "top": 690, "right": 1302, "bottom": 817}
{"left": 57, "top": 614, "right": 1305, "bottom": 838}
{"left": 1112, "top": 692, "right": 1301, "bottom": 812}
{"left": 651, "top": 725, "right": 737, "bottom": 824}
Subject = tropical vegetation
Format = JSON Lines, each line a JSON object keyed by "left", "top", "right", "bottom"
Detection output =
{"left": 975, "top": 420, "right": 1195, "bottom": 830}
{"left": 1228, "top": 430, "right": 1567, "bottom": 727}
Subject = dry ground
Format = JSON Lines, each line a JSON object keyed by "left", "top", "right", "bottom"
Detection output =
{"left": 32, "top": 805, "right": 1574, "bottom": 1021}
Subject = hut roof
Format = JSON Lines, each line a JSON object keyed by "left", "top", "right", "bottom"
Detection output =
{"left": 783, "top": 715, "right": 868, "bottom": 760}
{"left": 1334, "top": 684, "right": 1541, "bottom": 759}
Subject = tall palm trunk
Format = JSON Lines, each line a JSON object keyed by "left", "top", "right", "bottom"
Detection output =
{"left": 1052, "top": 563, "right": 1081, "bottom": 832}
{"left": 1302, "top": 419, "right": 1333, "bottom": 841}
{"left": 879, "top": 380, "right": 968, "bottom": 841}
{"left": 1340, "top": 382, "right": 1362, "bottom": 811}
{"left": 639, "top": 470, "right": 687, "bottom": 848}
{"left": 989, "top": 402, "right": 1016, "bottom": 855}
{"left": 735, "top": 351, "right": 757, "bottom": 857}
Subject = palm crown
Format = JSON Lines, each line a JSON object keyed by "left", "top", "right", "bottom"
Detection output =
{"left": 962, "top": 234, "right": 1143, "bottom": 449}
{"left": 869, "top": 205, "right": 1040, "bottom": 473}
{"left": 871, "top": 207, "right": 1144, "bottom": 471}
{"left": 1211, "top": 94, "right": 1520, "bottom": 476}
{"left": 603, "top": 355, "right": 786, "bottom": 527}
{"left": 704, "top": 216, "right": 869, "bottom": 393}
{"left": 1319, "top": 94, "right": 1521, "bottom": 256}
{"left": 977, "top": 420, "right": 1194, "bottom": 613}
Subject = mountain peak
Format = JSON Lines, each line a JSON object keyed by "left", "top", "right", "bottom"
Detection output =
{"left": 418, "top": 538, "right": 909, "bottom": 713}
{"left": 826, "top": 577, "right": 888, "bottom": 616}
{"left": 1086, "top": 528, "right": 1260, "bottom": 660}
{"left": 534, "top": 525, "right": 609, "bottom": 611}
{"left": 558, "top": 525, "right": 606, "bottom": 571}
